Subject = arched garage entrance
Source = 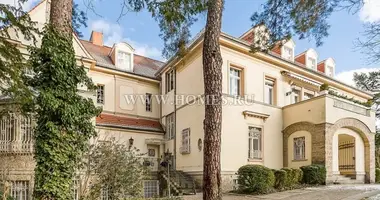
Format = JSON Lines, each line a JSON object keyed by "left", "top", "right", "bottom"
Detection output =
{"left": 327, "top": 118, "right": 374, "bottom": 183}
{"left": 283, "top": 118, "right": 375, "bottom": 183}
{"left": 332, "top": 128, "right": 366, "bottom": 182}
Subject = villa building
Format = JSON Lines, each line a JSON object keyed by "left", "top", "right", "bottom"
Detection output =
{"left": 0, "top": 0, "right": 376, "bottom": 199}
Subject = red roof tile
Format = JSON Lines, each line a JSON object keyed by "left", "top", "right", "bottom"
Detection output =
{"left": 96, "top": 113, "right": 163, "bottom": 133}
{"left": 80, "top": 40, "right": 164, "bottom": 79}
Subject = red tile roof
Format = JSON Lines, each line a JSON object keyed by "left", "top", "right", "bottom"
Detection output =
{"left": 96, "top": 113, "right": 163, "bottom": 133}
{"left": 317, "top": 62, "right": 325, "bottom": 73}
{"left": 80, "top": 40, "right": 164, "bottom": 79}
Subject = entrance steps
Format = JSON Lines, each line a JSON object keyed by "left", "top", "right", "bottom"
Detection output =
{"left": 333, "top": 174, "right": 363, "bottom": 184}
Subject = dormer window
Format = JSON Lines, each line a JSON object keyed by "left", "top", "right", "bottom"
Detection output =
{"left": 283, "top": 46, "right": 293, "bottom": 61}
{"left": 117, "top": 51, "right": 132, "bottom": 71}
{"left": 307, "top": 57, "right": 316, "bottom": 70}
{"left": 327, "top": 66, "right": 334, "bottom": 77}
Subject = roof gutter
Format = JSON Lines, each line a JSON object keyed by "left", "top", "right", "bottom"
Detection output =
{"left": 156, "top": 31, "right": 373, "bottom": 99}
{"left": 220, "top": 32, "right": 374, "bottom": 99}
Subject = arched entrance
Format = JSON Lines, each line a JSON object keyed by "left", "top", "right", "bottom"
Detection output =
{"left": 332, "top": 128, "right": 366, "bottom": 182}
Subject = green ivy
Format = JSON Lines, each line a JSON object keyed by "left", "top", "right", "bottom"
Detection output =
{"left": 328, "top": 90, "right": 372, "bottom": 107}
{"left": 27, "top": 26, "right": 101, "bottom": 200}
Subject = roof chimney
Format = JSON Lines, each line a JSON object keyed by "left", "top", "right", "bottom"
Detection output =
{"left": 90, "top": 31, "right": 103, "bottom": 46}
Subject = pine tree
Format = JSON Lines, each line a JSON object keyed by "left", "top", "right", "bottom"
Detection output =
{"left": 121, "top": 0, "right": 224, "bottom": 198}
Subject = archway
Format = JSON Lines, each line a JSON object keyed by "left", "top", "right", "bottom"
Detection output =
{"left": 327, "top": 117, "right": 374, "bottom": 183}
{"left": 332, "top": 129, "right": 366, "bottom": 182}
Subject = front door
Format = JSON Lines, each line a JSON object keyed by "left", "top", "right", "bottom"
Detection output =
{"left": 147, "top": 145, "right": 159, "bottom": 171}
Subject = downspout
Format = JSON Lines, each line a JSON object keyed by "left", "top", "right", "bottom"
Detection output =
{"left": 159, "top": 78, "right": 165, "bottom": 159}
{"left": 114, "top": 75, "right": 117, "bottom": 114}
{"left": 173, "top": 66, "right": 177, "bottom": 170}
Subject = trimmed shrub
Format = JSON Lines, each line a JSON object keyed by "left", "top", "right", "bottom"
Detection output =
{"left": 300, "top": 164, "right": 326, "bottom": 185}
{"left": 376, "top": 168, "right": 380, "bottom": 183}
{"left": 294, "top": 168, "right": 303, "bottom": 184}
{"left": 237, "top": 165, "right": 275, "bottom": 194}
{"left": 281, "top": 168, "right": 303, "bottom": 188}
{"left": 274, "top": 169, "right": 287, "bottom": 189}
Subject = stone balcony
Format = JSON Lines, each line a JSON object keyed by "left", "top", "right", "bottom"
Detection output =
{"left": 282, "top": 93, "right": 376, "bottom": 132}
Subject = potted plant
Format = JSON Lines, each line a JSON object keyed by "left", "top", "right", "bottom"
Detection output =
{"left": 319, "top": 83, "right": 329, "bottom": 95}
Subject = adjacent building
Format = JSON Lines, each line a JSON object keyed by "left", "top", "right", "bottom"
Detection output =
{"left": 0, "top": 0, "right": 376, "bottom": 199}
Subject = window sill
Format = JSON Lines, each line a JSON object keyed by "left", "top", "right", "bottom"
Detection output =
{"left": 292, "top": 159, "right": 308, "bottom": 162}
{"left": 247, "top": 158, "right": 263, "bottom": 162}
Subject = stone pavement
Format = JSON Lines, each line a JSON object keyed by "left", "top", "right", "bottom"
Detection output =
{"left": 183, "top": 185, "right": 380, "bottom": 200}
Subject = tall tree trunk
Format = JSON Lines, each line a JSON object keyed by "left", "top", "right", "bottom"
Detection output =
{"left": 202, "top": 0, "right": 224, "bottom": 200}
{"left": 50, "top": 0, "right": 73, "bottom": 36}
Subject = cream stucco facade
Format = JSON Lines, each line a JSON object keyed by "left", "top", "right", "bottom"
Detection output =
{"left": 0, "top": 0, "right": 377, "bottom": 199}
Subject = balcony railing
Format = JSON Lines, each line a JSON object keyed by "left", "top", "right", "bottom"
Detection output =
{"left": 248, "top": 150, "right": 262, "bottom": 160}
{"left": 0, "top": 113, "right": 34, "bottom": 154}
{"left": 333, "top": 98, "right": 371, "bottom": 117}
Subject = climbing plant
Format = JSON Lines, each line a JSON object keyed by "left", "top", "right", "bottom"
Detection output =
{"left": 27, "top": 25, "right": 101, "bottom": 200}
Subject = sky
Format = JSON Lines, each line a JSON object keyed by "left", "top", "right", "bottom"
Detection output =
{"left": 3, "top": 0, "right": 380, "bottom": 86}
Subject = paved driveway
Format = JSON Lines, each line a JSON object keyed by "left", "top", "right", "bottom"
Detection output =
{"left": 184, "top": 185, "right": 380, "bottom": 200}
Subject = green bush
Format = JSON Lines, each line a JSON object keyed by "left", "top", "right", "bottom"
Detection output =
{"left": 126, "top": 198, "right": 183, "bottom": 200}
{"left": 237, "top": 165, "right": 275, "bottom": 194}
{"left": 320, "top": 83, "right": 329, "bottom": 91}
{"left": 300, "top": 164, "right": 326, "bottom": 185}
{"left": 274, "top": 169, "right": 287, "bottom": 189}
{"left": 376, "top": 168, "right": 380, "bottom": 183}
{"left": 279, "top": 168, "right": 303, "bottom": 189}
{"left": 294, "top": 168, "right": 303, "bottom": 184}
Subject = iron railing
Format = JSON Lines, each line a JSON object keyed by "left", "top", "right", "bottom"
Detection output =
{"left": 0, "top": 113, "right": 34, "bottom": 154}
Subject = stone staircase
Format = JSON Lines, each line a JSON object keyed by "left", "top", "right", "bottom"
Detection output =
{"left": 160, "top": 170, "right": 197, "bottom": 196}
{"left": 333, "top": 174, "right": 363, "bottom": 184}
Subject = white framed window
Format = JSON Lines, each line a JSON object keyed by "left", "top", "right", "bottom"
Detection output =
{"left": 97, "top": 85, "right": 104, "bottom": 104}
{"left": 145, "top": 93, "right": 152, "bottom": 112}
{"left": 165, "top": 70, "right": 174, "bottom": 93}
{"left": 264, "top": 78, "right": 275, "bottom": 105}
{"left": 283, "top": 46, "right": 293, "bottom": 61}
{"left": 143, "top": 180, "right": 159, "bottom": 198}
{"left": 117, "top": 51, "right": 132, "bottom": 71}
{"left": 10, "top": 181, "right": 29, "bottom": 200}
{"left": 327, "top": 66, "right": 334, "bottom": 77}
{"left": 307, "top": 57, "right": 316, "bottom": 70}
{"left": 294, "top": 137, "right": 306, "bottom": 160}
{"left": 292, "top": 88, "right": 300, "bottom": 104}
{"left": 181, "top": 128, "right": 191, "bottom": 154}
{"left": 101, "top": 187, "right": 109, "bottom": 200}
{"left": 248, "top": 126, "right": 262, "bottom": 159}
{"left": 303, "top": 92, "right": 314, "bottom": 100}
{"left": 229, "top": 67, "right": 242, "bottom": 96}
{"left": 166, "top": 113, "right": 175, "bottom": 140}
{"left": 72, "top": 179, "right": 79, "bottom": 200}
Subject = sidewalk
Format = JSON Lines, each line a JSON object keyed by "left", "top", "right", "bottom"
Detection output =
{"left": 183, "top": 185, "right": 380, "bottom": 200}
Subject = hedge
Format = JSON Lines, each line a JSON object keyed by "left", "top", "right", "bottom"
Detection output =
{"left": 376, "top": 168, "right": 380, "bottom": 183}
{"left": 126, "top": 198, "right": 182, "bottom": 200}
{"left": 237, "top": 165, "right": 275, "bottom": 194}
{"left": 300, "top": 164, "right": 326, "bottom": 185}
{"left": 274, "top": 168, "right": 303, "bottom": 190}
{"left": 273, "top": 169, "right": 287, "bottom": 189}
